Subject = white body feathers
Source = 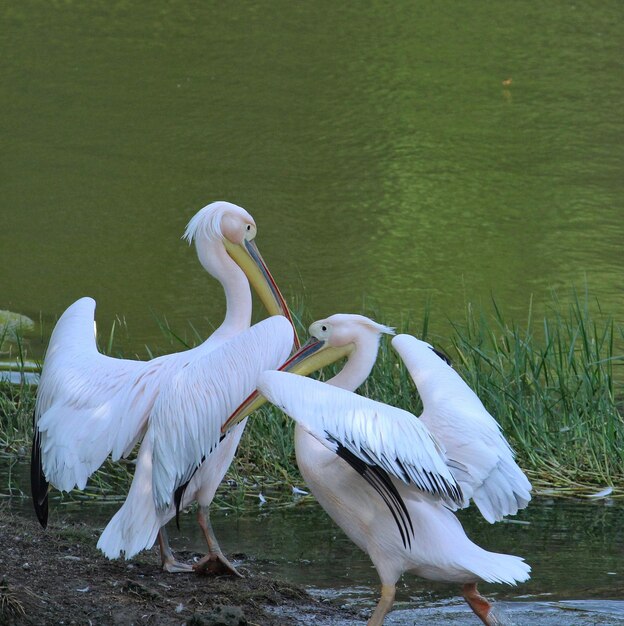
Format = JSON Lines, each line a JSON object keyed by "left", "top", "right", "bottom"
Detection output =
{"left": 259, "top": 371, "right": 462, "bottom": 507}
{"left": 34, "top": 201, "right": 297, "bottom": 563}
{"left": 252, "top": 314, "right": 531, "bottom": 601}
{"left": 258, "top": 369, "right": 530, "bottom": 588}
{"left": 36, "top": 297, "right": 189, "bottom": 492}
{"left": 98, "top": 316, "right": 293, "bottom": 559}
{"left": 295, "top": 424, "right": 530, "bottom": 587}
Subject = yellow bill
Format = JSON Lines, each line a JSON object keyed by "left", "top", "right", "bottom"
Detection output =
{"left": 224, "top": 238, "right": 300, "bottom": 350}
{"left": 221, "top": 335, "right": 353, "bottom": 433}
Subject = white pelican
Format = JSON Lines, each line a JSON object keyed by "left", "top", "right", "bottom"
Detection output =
{"left": 223, "top": 314, "right": 531, "bottom": 625}
{"left": 31, "top": 201, "right": 298, "bottom": 573}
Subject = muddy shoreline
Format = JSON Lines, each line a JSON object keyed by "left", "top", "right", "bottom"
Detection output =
{"left": 0, "top": 507, "right": 356, "bottom": 625}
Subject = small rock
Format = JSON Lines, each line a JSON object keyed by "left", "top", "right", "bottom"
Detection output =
{"left": 21, "top": 562, "right": 30, "bottom": 570}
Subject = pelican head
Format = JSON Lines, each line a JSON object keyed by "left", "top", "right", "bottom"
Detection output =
{"left": 283, "top": 314, "right": 394, "bottom": 376}
{"left": 184, "top": 201, "right": 299, "bottom": 348}
{"left": 221, "top": 313, "right": 394, "bottom": 432}
{"left": 308, "top": 313, "right": 394, "bottom": 348}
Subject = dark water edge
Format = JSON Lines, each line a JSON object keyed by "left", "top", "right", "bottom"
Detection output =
{"left": 3, "top": 453, "right": 623, "bottom": 625}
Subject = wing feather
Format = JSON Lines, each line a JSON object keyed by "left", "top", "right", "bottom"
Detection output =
{"left": 35, "top": 298, "right": 151, "bottom": 491}
{"left": 257, "top": 370, "right": 463, "bottom": 507}
{"left": 149, "top": 316, "right": 294, "bottom": 510}
{"left": 35, "top": 298, "right": 189, "bottom": 492}
{"left": 392, "top": 334, "right": 532, "bottom": 522}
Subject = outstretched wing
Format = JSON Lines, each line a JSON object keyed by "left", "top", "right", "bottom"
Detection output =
{"left": 150, "top": 316, "right": 294, "bottom": 511}
{"left": 392, "top": 334, "right": 532, "bottom": 523}
{"left": 257, "top": 370, "right": 463, "bottom": 507}
{"left": 35, "top": 298, "right": 164, "bottom": 493}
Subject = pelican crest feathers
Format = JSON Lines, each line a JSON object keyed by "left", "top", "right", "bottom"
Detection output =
{"left": 182, "top": 201, "right": 249, "bottom": 245}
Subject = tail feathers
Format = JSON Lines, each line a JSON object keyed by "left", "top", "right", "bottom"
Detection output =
{"left": 97, "top": 499, "right": 161, "bottom": 561}
{"left": 98, "top": 439, "right": 162, "bottom": 561}
{"left": 30, "top": 420, "right": 49, "bottom": 529}
{"left": 468, "top": 550, "right": 531, "bottom": 586}
{"left": 473, "top": 460, "right": 532, "bottom": 524}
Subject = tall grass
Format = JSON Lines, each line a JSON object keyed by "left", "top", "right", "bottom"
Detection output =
{"left": 0, "top": 328, "right": 35, "bottom": 453}
{"left": 233, "top": 293, "right": 624, "bottom": 499}
{"left": 448, "top": 295, "right": 623, "bottom": 493}
{"left": 0, "top": 381, "right": 35, "bottom": 454}
{"left": 1, "top": 292, "right": 622, "bottom": 506}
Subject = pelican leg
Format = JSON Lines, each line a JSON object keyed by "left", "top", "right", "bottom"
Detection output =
{"left": 158, "top": 527, "right": 193, "bottom": 573}
{"left": 366, "top": 584, "right": 396, "bottom": 626}
{"left": 192, "top": 505, "right": 243, "bottom": 577}
{"left": 462, "top": 583, "right": 502, "bottom": 626}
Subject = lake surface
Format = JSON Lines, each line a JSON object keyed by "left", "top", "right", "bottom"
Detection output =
{"left": 1, "top": 1, "right": 623, "bottom": 361}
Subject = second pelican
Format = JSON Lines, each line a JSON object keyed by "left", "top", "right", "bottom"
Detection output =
{"left": 224, "top": 314, "right": 531, "bottom": 625}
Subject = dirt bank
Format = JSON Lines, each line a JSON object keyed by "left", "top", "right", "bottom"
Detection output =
{"left": 0, "top": 507, "right": 354, "bottom": 625}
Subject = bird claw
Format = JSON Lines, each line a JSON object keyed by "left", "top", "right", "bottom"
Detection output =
{"left": 462, "top": 583, "right": 501, "bottom": 626}
{"left": 192, "top": 552, "right": 244, "bottom": 577}
{"left": 162, "top": 558, "right": 194, "bottom": 573}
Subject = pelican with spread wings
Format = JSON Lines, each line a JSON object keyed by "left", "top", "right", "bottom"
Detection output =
{"left": 223, "top": 314, "right": 530, "bottom": 625}
{"left": 32, "top": 201, "right": 298, "bottom": 573}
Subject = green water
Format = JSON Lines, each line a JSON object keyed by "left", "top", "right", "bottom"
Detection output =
{"left": 1, "top": 1, "right": 623, "bottom": 359}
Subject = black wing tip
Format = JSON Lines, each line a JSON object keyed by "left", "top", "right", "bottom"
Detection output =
{"left": 392, "top": 457, "right": 464, "bottom": 509}
{"left": 430, "top": 346, "right": 453, "bottom": 367}
{"left": 335, "top": 444, "right": 414, "bottom": 550}
{"left": 30, "top": 425, "right": 49, "bottom": 529}
{"left": 34, "top": 497, "right": 49, "bottom": 529}
{"left": 173, "top": 482, "right": 189, "bottom": 530}
{"left": 451, "top": 481, "right": 464, "bottom": 506}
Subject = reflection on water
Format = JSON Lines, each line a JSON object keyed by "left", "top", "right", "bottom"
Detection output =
{"left": 1, "top": 2, "right": 623, "bottom": 360}
{"left": 5, "top": 454, "right": 623, "bottom": 625}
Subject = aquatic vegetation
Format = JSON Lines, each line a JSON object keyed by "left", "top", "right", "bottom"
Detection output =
{"left": 245, "top": 294, "right": 624, "bottom": 499}
{"left": 1, "top": 293, "right": 622, "bottom": 506}
{"left": 449, "top": 295, "right": 624, "bottom": 494}
{"left": 0, "top": 382, "right": 35, "bottom": 453}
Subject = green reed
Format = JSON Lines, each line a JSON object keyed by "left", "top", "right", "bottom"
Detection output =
{"left": 0, "top": 329, "right": 36, "bottom": 452}
{"left": 1, "top": 292, "right": 622, "bottom": 506}
{"left": 448, "top": 294, "right": 623, "bottom": 493}
{"left": 232, "top": 293, "right": 624, "bottom": 500}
